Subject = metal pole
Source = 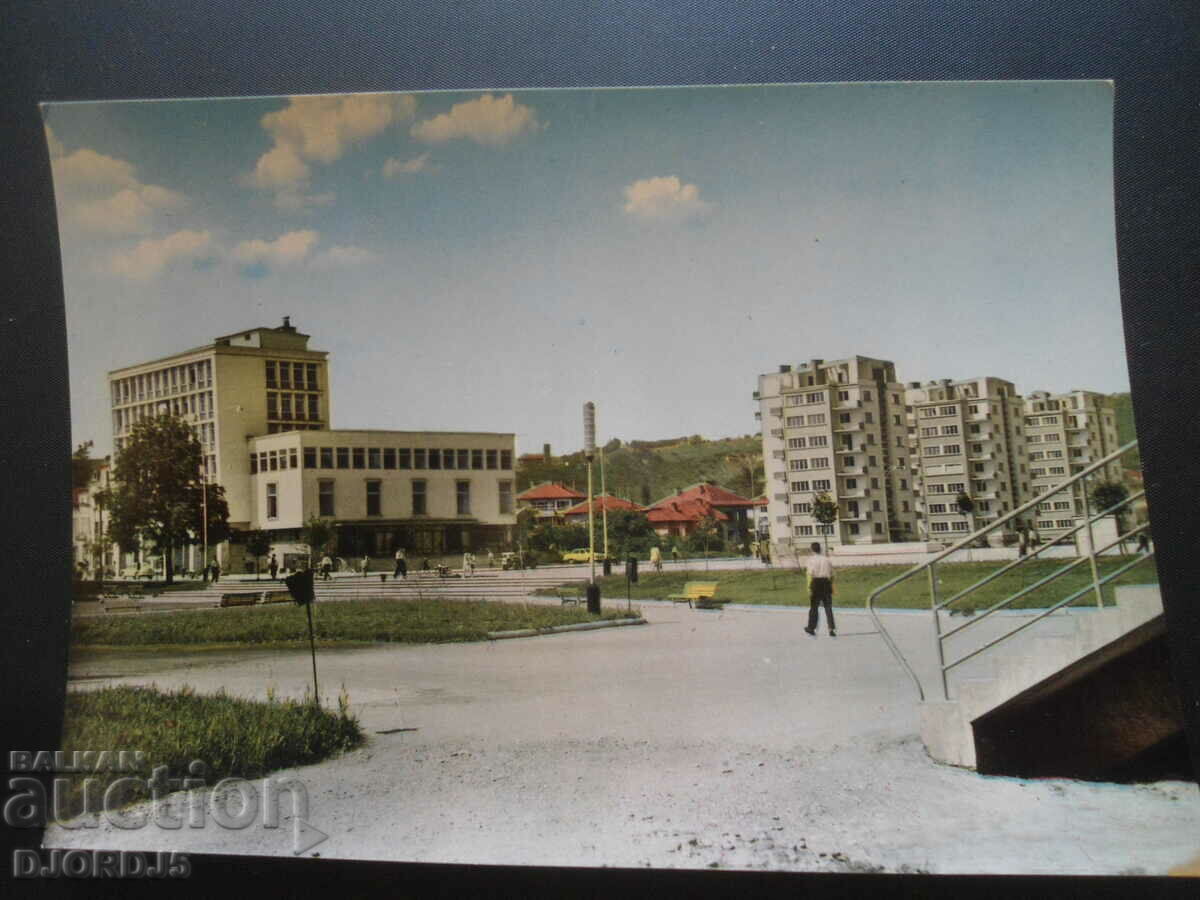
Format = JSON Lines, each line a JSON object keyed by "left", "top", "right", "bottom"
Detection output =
{"left": 929, "top": 562, "right": 949, "bottom": 700}
{"left": 1082, "top": 479, "right": 1103, "bottom": 608}
{"left": 587, "top": 460, "right": 596, "bottom": 584}
{"left": 600, "top": 447, "right": 609, "bottom": 560}
{"left": 305, "top": 596, "right": 320, "bottom": 706}
{"left": 201, "top": 464, "right": 207, "bottom": 579}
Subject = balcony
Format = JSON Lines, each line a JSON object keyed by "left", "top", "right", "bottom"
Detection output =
{"left": 769, "top": 407, "right": 783, "bottom": 417}
{"left": 839, "top": 466, "right": 866, "bottom": 476}
{"left": 842, "top": 510, "right": 870, "bottom": 522}
{"left": 833, "top": 422, "right": 863, "bottom": 432}
{"left": 968, "top": 451, "right": 993, "bottom": 461}
{"left": 835, "top": 400, "right": 862, "bottom": 409}
{"left": 770, "top": 428, "right": 784, "bottom": 438}
{"left": 752, "top": 391, "right": 761, "bottom": 400}
{"left": 842, "top": 488, "right": 869, "bottom": 499}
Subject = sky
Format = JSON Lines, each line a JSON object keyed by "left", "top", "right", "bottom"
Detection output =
{"left": 44, "top": 82, "right": 1125, "bottom": 459}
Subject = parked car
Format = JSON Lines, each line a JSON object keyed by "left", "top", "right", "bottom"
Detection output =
{"left": 560, "top": 548, "right": 603, "bottom": 563}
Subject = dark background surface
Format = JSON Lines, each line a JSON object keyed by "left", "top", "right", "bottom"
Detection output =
{"left": 3, "top": 2, "right": 1199, "bottom": 896}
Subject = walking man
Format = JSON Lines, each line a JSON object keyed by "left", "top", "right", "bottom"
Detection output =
{"left": 393, "top": 546, "right": 407, "bottom": 579}
{"left": 268, "top": 553, "right": 278, "bottom": 581}
{"left": 804, "top": 542, "right": 835, "bottom": 637}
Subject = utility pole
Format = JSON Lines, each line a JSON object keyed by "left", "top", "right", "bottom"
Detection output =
{"left": 600, "top": 446, "right": 610, "bottom": 560}
{"left": 584, "top": 402, "right": 600, "bottom": 613}
{"left": 200, "top": 462, "right": 208, "bottom": 578}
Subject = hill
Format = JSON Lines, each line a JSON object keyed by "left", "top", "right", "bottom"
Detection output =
{"left": 517, "top": 435, "right": 764, "bottom": 505}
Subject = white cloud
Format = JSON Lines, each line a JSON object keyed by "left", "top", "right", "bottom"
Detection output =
{"left": 52, "top": 147, "right": 138, "bottom": 190}
{"left": 72, "top": 184, "right": 189, "bottom": 236}
{"left": 311, "top": 245, "right": 375, "bottom": 268}
{"left": 382, "top": 152, "right": 436, "bottom": 177}
{"left": 245, "top": 94, "right": 417, "bottom": 205}
{"left": 622, "top": 175, "right": 712, "bottom": 223}
{"left": 411, "top": 94, "right": 538, "bottom": 147}
{"left": 109, "top": 230, "right": 212, "bottom": 281}
{"left": 232, "top": 230, "right": 320, "bottom": 268}
{"left": 45, "top": 125, "right": 64, "bottom": 160}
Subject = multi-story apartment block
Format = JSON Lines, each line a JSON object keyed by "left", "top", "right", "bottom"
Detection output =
{"left": 1024, "top": 390, "right": 1122, "bottom": 540}
{"left": 104, "top": 318, "right": 517, "bottom": 573}
{"left": 757, "top": 357, "right": 918, "bottom": 553}
{"left": 905, "top": 377, "right": 1030, "bottom": 543}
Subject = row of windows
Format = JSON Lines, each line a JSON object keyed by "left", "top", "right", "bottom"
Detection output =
{"left": 113, "top": 392, "right": 213, "bottom": 435}
{"left": 1026, "top": 415, "right": 1060, "bottom": 426}
{"left": 1037, "top": 500, "right": 1074, "bottom": 512}
{"left": 264, "top": 478, "right": 514, "bottom": 519}
{"left": 1036, "top": 518, "right": 1078, "bottom": 529}
{"left": 265, "top": 360, "right": 321, "bottom": 391}
{"left": 1026, "top": 433, "right": 1062, "bottom": 444}
{"left": 788, "top": 457, "right": 831, "bottom": 471}
{"left": 786, "top": 435, "right": 829, "bottom": 449}
{"left": 251, "top": 446, "right": 514, "bottom": 474}
{"left": 924, "top": 482, "right": 967, "bottom": 494}
{"left": 918, "top": 404, "right": 960, "bottom": 418}
{"left": 266, "top": 391, "right": 321, "bottom": 422}
{"left": 784, "top": 414, "right": 827, "bottom": 427}
{"left": 1029, "top": 466, "right": 1068, "bottom": 477}
{"left": 788, "top": 479, "right": 833, "bottom": 493}
{"left": 923, "top": 444, "right": 963, "bottom": 457}
{"left": 920, "top": 424, "right": 959, "bottom": 437}
{"left": 1027, "top": 450, "right": 1065, "bottom": 461}
{"left": 112, "top": 360, "right": 212, "bottom": 406}
{"left": 929, "top": 521, "right": 971, "bottom": 533}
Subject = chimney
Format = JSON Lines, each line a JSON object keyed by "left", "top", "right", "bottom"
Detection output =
{"left": 280, "top": 316, "right": 296, "bottom": 332}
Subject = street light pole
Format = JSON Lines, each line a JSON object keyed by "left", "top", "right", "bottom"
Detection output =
{"left": 583, "top": 403, "right": 600, "bottom": 614}
{"left": 600, "top": 446, "right": 609, "bottom": 560}
{"left": 200, "top": 462, "right": 208, "bottom": 578}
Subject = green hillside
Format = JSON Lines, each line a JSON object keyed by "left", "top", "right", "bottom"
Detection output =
{"left": 517, "top": 435, "right": 764, "bottom": 504}
{"left": 1110, "top": 392, "right": 1140, "bottom": 469}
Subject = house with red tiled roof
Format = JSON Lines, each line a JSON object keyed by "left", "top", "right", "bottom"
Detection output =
{"left": 645, "top": 481, "right": 758, "bottom": 540}
{"left": 644, "top": 496, "right": 729, "bottom": 539}
{"left": 561, "top": 494, "right": 644, "bottom": 525}
{"left": 517, "top": 482, "right": 587, "bottom": 518}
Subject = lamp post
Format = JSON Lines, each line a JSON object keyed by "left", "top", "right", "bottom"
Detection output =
{"left": 583, "top": 402, "right": 600, "bottom": 613}
{"left": 600, "top": 446, "right": 610, "bottom": 562}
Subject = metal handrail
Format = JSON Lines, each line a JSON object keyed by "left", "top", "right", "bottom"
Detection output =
{"left": 865, "top": 438, "right": 1144, "bottom": 701}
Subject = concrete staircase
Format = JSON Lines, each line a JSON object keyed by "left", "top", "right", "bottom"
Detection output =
{"left": 920, "top": 585, "right": 1167, "bottom": 772}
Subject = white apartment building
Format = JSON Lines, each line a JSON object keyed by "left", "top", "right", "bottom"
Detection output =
{"left": 757, "top": 357, "right": 919, "bottom": 555}
{"left": 101, "top": 318, "right": 517, "bottom": 573}
{"left": 1024, "top": 390, "right": 1122, "bottom": 540}
{"left": 905, "top": 377, "right": 1030, "bottom": 544}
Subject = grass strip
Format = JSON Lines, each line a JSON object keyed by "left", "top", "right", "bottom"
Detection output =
{"left": 54, "top": 684, "right": 363, "bottom": 820}
{"left": 542, "top": 556, "right": 1159, "bottom": 611}
{"left": 72, "top": 597, "right": 640, "bottom": 648}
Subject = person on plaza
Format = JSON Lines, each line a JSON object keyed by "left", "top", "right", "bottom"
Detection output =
{"left": 360, "top": 554, "right": 370, "bottom": 577}
{"left": 649, "top": 545, "right": 663, "bottom": 573}
{"left": 268, "top": 553, "right": 278, "bottom": 581}
{"left": 487, "top": 549, "right": 495, "bottom": 569}
{"left": 1137, "top": 531, "right": 1151, "bottom": 554}
{"left": 750, "top": 540, "right": 760, "bottom": 561}
{"left": 210, "top": 559, "right": 220, "bottom": 584}
{"left": 320, "top": 554, "right": 333, "bottom": 581}
{"left": 463, "top": 551, "right": 474, "bottom": 577}
{"left": 670, "top": 546, "right": 679, "bottom": 564}
{"left": 393, "top": 546, "right": 408, "bottom": 579}
{"left": 804, "top": 542, "right": 835, "bottom": 637}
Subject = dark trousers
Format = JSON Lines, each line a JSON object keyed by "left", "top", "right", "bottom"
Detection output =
{"left": 394, "top": 559, "right": 407, "bottom": 578}
{"left": 808, "top": 578, "right": 834, "bottom": 633}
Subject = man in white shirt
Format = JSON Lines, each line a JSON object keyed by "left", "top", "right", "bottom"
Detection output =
{"left": 804, "top": 542, "right": 835, "bottom": 637}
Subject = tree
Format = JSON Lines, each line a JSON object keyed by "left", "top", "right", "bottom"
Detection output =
{"left": 105, "top": 415, "right": 229, "bottom": 584}
{"left": 609, "top": 508, "right": 657, "bottom": 557}
{"left": 302, "top": 516, "right": 336, "bottom": 568}
{"left": 955, "top": 492, "right": 978, "bottom": 542}
{"left": 244, "top": 529, "right": 272, "bottom": 581}
{"left": 1091, "top": 481, "right": 1130, "bottom": 537}
{"left": 812, "top": 492, "right": 839, "bottom": 552}
{"left": 685, "top": 513, "right": 725, "bottom": 554}
{"left": 71, "top": 440, "right": 95, "bottom": 492}
{"left": 725, "top": 451, "right": 765, "bottom": 499}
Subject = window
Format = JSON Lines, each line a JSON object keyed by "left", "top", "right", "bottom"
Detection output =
{"left": 267, "top": 392, "right": 278, "bottom": 419}
{"left": 335, "top": 448, "right": 349, "bottom": 469}
{"left": 366, "top": 481, "right": 382, "bottom": 516}
{"left": 792, "top": 503, "right": 812, "bottom": 514}
{"left": 924, "top": 445, "right": 940, "bottom": 456}
{"left": 790, "top": 480, "right": 810, "bottom": 492}
{"left": 839, "top": 413, "right": 852, "bottom": 424}
{"left": 486, "top": 450, "right": 498, "bottom": 470}
{"left": 807, "top": 414, "right": 826, "bottom": 425}
{"left": 350, "top": 448, "right": 364, "bottom": 470}
{"left": 809, "top": 435, "right": 828, "bottom": 447}
{"left": 368, "top": 448, "right": 381, "bottom": 469}
{"left": 810, "top": 457, "right": 830, "bottom": 469}
{"left": 812, "top": 479, "right": 831, "bottom": 491}
{"left": 429, "top": 448, "right": 442, "bottom": 470}
{"left": 500, "top": 450, "right": 512, "bottom": 470}
{"left": 789, "top": 459, "right": 808, "bottom": 471}
{"left": 927, "top": 483, "right": 946, "bottom": 494}
{"left": 947, "top": 482, "right": 965, "bottom": 493}
{"left": 412, "top": 480, "right": 427, "bottom": 515}
{"left": 455, "top": 480, "right": 471, "bottom": 514}
{"left": 848, "top": 523, "right": 860, "bottom": 536}
{"left": 785, "top": 416, "right": 803, "bottom": 427}
{"left": 307, "top": 364, "right": 318, "bottom": 390}
{"left": 929, "top": 503, "right": 948, "bottom": 514}
{"left": 787, "top": 437, "right": 807, "bottom": 449}
{"left": 941, "top": 424, "right": 959, "bottom": 436}
{"left": 468, "top": 449, "right": 482, "bottom": 470}
{"left": 307, "top": 395, "right": 319, "bottom": 420}
{"left": 289, "top": 448, "right": 298, "bottom": 469}
{"left": 943, "top": 444, "right": 961, "bottom": 456}
{"left": 250, "top": 454, "right": 258, "bottom": 474}
{"left": 931, "top": 521, "right": 950, "bottom": 533}
{"left": 319, "top": 480, "right": 334, "bottom": 516}
{"left": 806, "top": 391, "right": 825, "bottom": 404}
{"left": 383, "top": 448, "right": 396, "bottom": 469}
{"left": 268, "top": 450, "right": 279, "bottom": 471}
{"left": 499, "top": 480, "right": 514, "bottom": 514}
{"left": 266, "top": 483, "right": 278, "bottom": 519}
{"left": 399, "top": 449, "right": 412, "bottom": 469}
{"left": 304, "top": 448, "right": 317, "bottom": 469}
{"left": 838, "top": 390, "right": 850, "bottom": 401}
{"left": 320, "top": 447, "right": 334, "bottom": 469}
{"left": 281, "top": 393, "right": 292, "bottom": 419}
{"left": 863, "top": 391, "right": 872, "bottom": 401}
{"left": 795, "top": 525, "right": 814, "bottom": 536}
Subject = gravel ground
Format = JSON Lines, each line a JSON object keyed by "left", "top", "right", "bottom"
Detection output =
{"left": 48, "top": 602, "right": 1200, "bottom": 875}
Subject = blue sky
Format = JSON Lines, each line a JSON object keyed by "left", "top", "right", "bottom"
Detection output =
{"left": 45, "top": 82, "right": 1125, "bottom": 459}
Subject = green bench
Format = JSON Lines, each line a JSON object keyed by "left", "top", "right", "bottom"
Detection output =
{"left": 667, "top": 581, "right": 721, "bottom": 609}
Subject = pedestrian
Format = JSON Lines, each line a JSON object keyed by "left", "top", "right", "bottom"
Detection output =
{"left": 393, "top": 546, "right": 408, "bottom": 579}
{"left": 320, "top": 554, "right": 333, "bottom": 581}
{"left": 210, "top": 559, "right": 220, "bottom": 584}
{"left": 487, "top": 549, "right": 495, "bottom": 569}
{"left": 463, "top": 551, "right": 474, "bottom": 577}
{"left": 360, "top": 554, "right": 370, "bottom": 577}
{"left": 1137, "top": 531, "right": 1150, "bottom": 554}
{"left": 649, "top": 545, "right": 662, "bottom": 573}
{"left": 804, "top": 542, "right": 835, "bottom": 637}
{"left": 671, "top": 546, "right": 679, "bottom": 564}
{"left": 268, "top": 553, "right": 278, "bottom": 581}
{"left": 1018, "top": 529, "right": 1029, "bottom": 558}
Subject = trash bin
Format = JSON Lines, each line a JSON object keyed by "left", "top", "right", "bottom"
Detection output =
{"left": 586, "top": 583, "right": 601, "bottom": 614}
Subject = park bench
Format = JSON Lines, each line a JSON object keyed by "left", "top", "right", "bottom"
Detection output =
{"left": 556, "top": 585, "right": 585, "bottom": 606}
{"left": 260, "top": 590, "right": 293, "bottom": 605}
{"left": 667, "top": 581, "right": 721, "bottom": 609}
{"left": 99, "top": 595, "right": 142, "bottom": 613}
{"left": 219, "top": 592, "right": 261, "bottom": 608}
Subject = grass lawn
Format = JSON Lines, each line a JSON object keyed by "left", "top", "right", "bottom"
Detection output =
{"left": 556, "top": 556, "right": 1159, "bottom": 611}
{"left": 55, "top": 685, "right": 363, "bottom": 820}
{"left": 72, "top": 597, "right": 641, "bottom": 649}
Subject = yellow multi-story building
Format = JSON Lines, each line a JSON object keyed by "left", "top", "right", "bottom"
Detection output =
{"left": 103, "top": 318, "right": 517, "bottom": 573}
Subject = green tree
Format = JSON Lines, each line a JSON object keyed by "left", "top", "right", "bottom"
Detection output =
{"left": 812, "top": 492, "right": 839, "bottom": 552}
{"left": 302, "top": 516, "right": 336, "bottom": 568}
{"left": 608, "top": 508, "right": 658, "bottom": 557}
{"left": 725, "top": 451, "right": 765, "bottom": 499}
{"left": 244, "top": 529, "right": 272, "bottom": 581}
{"left": 104, "top": 415, "right": 229, "bottom": 584}
{"left": 1091, "top": 481, "right": 1130, "bottom": 535}
{"left": 71, "top": 440, "right": 95, "bottom": 491}
{"left": 685, "top": 513, "right": 725, "bottom": 554}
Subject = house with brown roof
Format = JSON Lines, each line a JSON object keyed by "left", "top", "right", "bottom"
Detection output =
{"left": 517, "top": 482, "right": 587, "bottom": 519}
{"left": 561, "top": 493, "right": 644, "bottom": 525}
{"left": 645, "top": 481, "right": 758, "bottom": 540}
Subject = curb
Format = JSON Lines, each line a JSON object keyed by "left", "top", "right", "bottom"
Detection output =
{"left": 487, "top": 617, "right": 647, "bottom": 640}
